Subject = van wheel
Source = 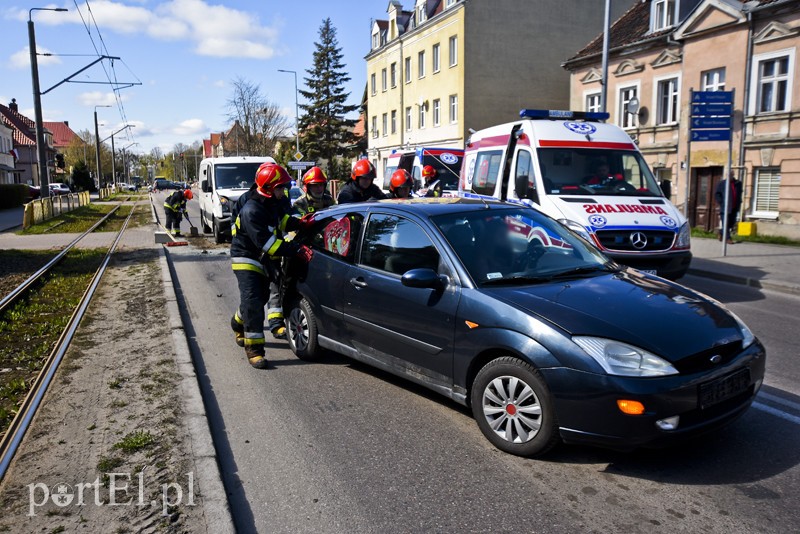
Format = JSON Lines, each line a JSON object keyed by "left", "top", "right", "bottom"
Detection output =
{"left": 212, "top": 218, "right": 224, "bottom": 244}
{"left": 471, "top": 357, "right": 559, "bottom": 457}
{"left": 286, "top": 298, "right": 321, "bottom": 361}
{"left": 201, "top": 212, "right": 211, "bottom": 233}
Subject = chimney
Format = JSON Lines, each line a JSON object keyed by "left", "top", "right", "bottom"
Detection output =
{"left": 9, "top": 98, "right": 18, "bottom": 112}
{"left": 64, "top": 121, "right": 69, "bottom": 127}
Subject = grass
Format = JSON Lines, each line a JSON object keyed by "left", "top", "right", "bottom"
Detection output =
{"left": 113, "top": 430, "right": 156, "bottom": 453}
{"left": 97, "top": 456, "right": 124, "bottom": 472}
{"left": 20, "top": 201, "right": 153, "bottom": 235}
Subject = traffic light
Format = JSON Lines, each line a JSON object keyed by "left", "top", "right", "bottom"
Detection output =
{"left": 55, "top": 153, "right": 65, "bottom": 169}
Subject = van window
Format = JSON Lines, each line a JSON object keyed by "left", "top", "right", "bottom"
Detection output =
{"left": 470, "top": 150, "right": 503, "bottom": 196}
{"left": 535, "top": 148, "right": 662, "bottom": 197}
{"left": 419, "top": 152, "right": 463, "bottom": 191}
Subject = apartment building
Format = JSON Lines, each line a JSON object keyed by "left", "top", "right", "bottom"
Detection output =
{"left": 563, "top": 0, "right": 800, "bottom": 239}
{"left": 366, "top": 0, "right": 633, "bottom": 182}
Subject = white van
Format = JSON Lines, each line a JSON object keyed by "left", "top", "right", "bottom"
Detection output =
{"left": 384, "top": 147, "right": 464, "bottom": 194}
{"left": 198, "top": 156, "right": 274, "bottom": 243}
{"left": 460, "top": 109, "right": 691, "bottom": 280}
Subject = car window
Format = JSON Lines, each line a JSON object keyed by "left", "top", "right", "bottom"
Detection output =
{"left": 361, "top": 213, "right": 440, "bottom": 275}
{"left": 308, "top": 213, "right": 363, "bottom": 263}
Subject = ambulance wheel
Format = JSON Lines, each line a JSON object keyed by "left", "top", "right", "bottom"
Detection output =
{"left": 286, "top": 298, "right": 321, "bottom": 361}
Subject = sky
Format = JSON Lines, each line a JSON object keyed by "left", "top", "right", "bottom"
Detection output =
{"left": 1, "top": 0, "right": 389, "bottom": 156}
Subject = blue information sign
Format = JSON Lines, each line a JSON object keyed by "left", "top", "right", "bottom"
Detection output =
{"left": 691, "top": 91, "right": 733, "bottom": 104}
{"left": 691, "top": 130, "right": 731, "bottom": 142}
{"left": 691, "top": 103, "right": 732, "bottom": 117}
{"left": 691, "top": 117, "right": 731, "bottom": 129}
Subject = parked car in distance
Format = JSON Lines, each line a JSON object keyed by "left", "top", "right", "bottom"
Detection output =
{"left": 26, "top": 184, "right": 41, "bottom": 200}
{"left": 48, "top": 183, "right": 71, "bottom": 195}
{"left": 282, "top": 198, "right": 765, "bottom": 457}
{"left": 152, "top": 178, "right": 170, "bottom": 191}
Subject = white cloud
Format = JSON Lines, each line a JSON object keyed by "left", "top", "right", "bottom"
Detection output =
{"left": 8, "top": 46, "right": 62, "bottom": 70}
{"left": 76, "top": 91, "right": 127, "bottom": 107}
{"left": 172, "top": 119, "right": 207, "bottom": 136}
{"left": 213, "top": 80, "right": 226, "bottom": 88}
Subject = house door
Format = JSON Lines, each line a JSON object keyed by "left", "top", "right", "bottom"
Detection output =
{"left": 690, "top": 166, "right": 723, "bottom": 231}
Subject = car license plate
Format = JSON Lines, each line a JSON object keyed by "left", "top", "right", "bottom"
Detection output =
{"left": 641, "top": 269, "right": 657, "bottom": 275}
{"left": 699, "top": 368, "right": 751, "bottom": 409}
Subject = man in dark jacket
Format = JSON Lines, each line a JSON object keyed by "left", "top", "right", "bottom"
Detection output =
{"left": 714, "top": 175, "right": 743, "bottom": 244}
{"left": 337, "top": 159, "right": 386, "bottom": 204}
{"left": 163, "top": 188, "right": 193, "bottom": 236}
{"left": 230, "top": 162, "right": 312, "bottom": 369}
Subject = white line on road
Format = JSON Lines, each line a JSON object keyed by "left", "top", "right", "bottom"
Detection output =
{"left": 757, "top": 390, "right": 800, "bottom": 412}
{"left": 752, "top": 402, "right": 800, "bottom": 426}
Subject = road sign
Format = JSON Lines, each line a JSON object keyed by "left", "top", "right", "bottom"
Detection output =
{"left": 691, "top": 103, "right": 732, "bottom": 117}
{"left": 691, "top": 130, "right": 731, "bottom": 142}
{"left": 691, "top": 91, "right": 733, "bottom": 104}
{"left": 691, "top": 117, "right": 731, "bottom": 129}
{"left": 293, "top": 151, "right": 304, "bottom": 161}
{"left": 287, "top": 161, "right": 315, "bottom": 169}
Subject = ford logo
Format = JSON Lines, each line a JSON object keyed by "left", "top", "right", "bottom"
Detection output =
{"left": 630, "top": 232, "right": 648, "bottom": 249}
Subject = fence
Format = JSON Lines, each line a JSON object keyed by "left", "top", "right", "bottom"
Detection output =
{"left": 22, "top": 191, "right": 91, "bottom": 229}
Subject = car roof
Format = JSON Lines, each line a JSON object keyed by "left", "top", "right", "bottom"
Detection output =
{"left": 325, "top": 196, "right": 516, "bottom": 217}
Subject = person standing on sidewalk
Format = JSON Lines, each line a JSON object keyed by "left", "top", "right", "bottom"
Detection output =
{"left": 715, "top": 175, "right": 743, "bottom": 244}
{"left": 163, "top": 188, "right": 193, "bottom": 237}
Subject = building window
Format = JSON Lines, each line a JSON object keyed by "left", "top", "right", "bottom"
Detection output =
{"left": 652, "top": 0, "right": 675, "bottom": 32}
{"left": 446, "top": 0, "right": 457, "bottom": 7}
{"left": 433, "top": 99, "right": 441, "bottom": 126}
{"left": 433, "top": 44, "right": 441, "bottom": 73}
{"left": 391, "top": 110, "right": 397, "bottom": 134}
{"left": 449, "top": 94, "right": 458, "bottom": 123}
{"left": 370, "top": 73, "right": 376, "bottom": 96}
{"left": 753, "top": 168, "right": 780, "bottom": 217}
{"left": 419, "top": 105, "right": 426, "bottom": 129}
{"left": 382, "top": 113, "right": 388, "bottom": 137}
{"left": 701, "top": 68, "right": 726, "bottom": 91}
{"left": 390, "top": 63, "right": 397, "bottom": 88}
{"left": 757, "top": 55, "right": 790, "bottom": 113}
{"left": 418, "top": 51, "right": 426, "bottom": 78}
{"left": 656, "top": 77, "right": 679, "bottom": 125}
{"left": 371, "top": 116, "right": 378, "bottom": 138}
{"left": 372, "top": 33, "right": 379, "bottom": 50}
{"left": 406, "top": 107, "right": 412, "bottom": 131}
{"left": 381, "top": 68, "right": 387, "bottom": 92}
{"left": 449, "top": 36, "right": 458, "bottom": 67}
{"left": 585, "top": 92, "right": 601, "bottom": 113}
{"left": 418, "top": 5, "right": 426, "bottom": 24}
{"left": 619, "top": 85, "right": 638, "bottom": 129}
{"left": 404, "top": 57, "right": 411, "bottom": 83}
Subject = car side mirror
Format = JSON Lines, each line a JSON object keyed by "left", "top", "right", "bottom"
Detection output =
{"left": 401, "top": 268, "right": 445, "bottom": 290}
{"left": 660, "top": 179, "right": 672, "bottom": 199}
{"left": 201, "top": 179, "right": 210, "bottom": 193}
{"left": 514, "top": 174, "right": 529, "bottom": 200}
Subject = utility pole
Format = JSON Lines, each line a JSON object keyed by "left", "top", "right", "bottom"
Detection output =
{"left": 599, "top": 0, "right": 611, "bottom": 113}
{"left": 94, "top": 105, "right": 110, "bottom": 187}
{"left": 278, "top": 69, "right": 301, "bottom": 184}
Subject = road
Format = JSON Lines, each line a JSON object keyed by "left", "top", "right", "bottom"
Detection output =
{"left": 157, "top": 192, "right": 800, "bottom": 533}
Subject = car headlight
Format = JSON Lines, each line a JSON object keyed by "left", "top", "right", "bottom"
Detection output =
{"left": 674, "top": 222, "right": 691, "bottom": 250}
{"left": 558, "top": 219, "right": 591, "bottom": 242}
{"left": 219, "top": 196, "right": 230, "bottom": 213}
{"left": 573, "top": 336, "right": 678, "bottom": 377}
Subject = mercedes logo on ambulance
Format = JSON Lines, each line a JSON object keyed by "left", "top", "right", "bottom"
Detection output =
{"left": 630, "top": 232, "right": 648, "bottom": 249}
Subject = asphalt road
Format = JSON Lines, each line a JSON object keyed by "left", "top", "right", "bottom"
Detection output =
{"left": 160, "top": 194, "right": 799, "bottom": 533}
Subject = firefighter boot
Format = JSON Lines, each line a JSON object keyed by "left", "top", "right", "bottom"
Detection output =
{"left": 231, "top": 315, "right": 245, "bottom": 347}
{"left": 271, "top": 325, "right": 286, "bottom": 340}
{"left": 245, "top": 345, "right": 269, "bottom": 369}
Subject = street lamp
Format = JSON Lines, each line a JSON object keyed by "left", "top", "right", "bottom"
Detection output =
{"left": 101, "top": 124, "right": 135, "bottom": 189}
{"left": 29, "top": 7, "right": 68, "bottom": 197}
{"left": 94, "top": 104, "right": 111, "bottom": 187}
{"left": 278, "top": 69, "right": 301, "bottom": 183}
{"left": 121, "top": 142, "right": 138, "bottom": 184}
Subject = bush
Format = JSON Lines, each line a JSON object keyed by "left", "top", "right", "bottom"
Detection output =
{"left": 0, "top": 184, "right": 28, "bottom": 209}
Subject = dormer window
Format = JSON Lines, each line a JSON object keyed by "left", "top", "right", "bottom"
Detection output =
{"left": 380, "top": 29, "right": 387, "bottom": 46}
{"left": 372, "top": 32, "right": 379, "bottom": 49}
{"left": 418, "top": 5, "right": 426, "bottom": 24}
{"left": 652, "top": 0, "right": 675, "bottom": 32}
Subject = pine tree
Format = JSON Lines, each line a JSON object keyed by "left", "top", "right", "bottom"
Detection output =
{"left": 298, "top": 18, "right": 359, "bottom": 166}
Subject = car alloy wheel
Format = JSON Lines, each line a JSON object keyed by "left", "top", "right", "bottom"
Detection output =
{"left": 286, "top": 298, "right": 320, "bottom": 361}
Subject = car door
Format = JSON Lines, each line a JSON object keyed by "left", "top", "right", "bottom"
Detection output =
{"left": 343, "top": 211, "right": 460, "bottom": 387}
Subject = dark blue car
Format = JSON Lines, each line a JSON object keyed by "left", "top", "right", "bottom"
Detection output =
{"left": 283, "top": 198, "right": 765, "bottom": 457}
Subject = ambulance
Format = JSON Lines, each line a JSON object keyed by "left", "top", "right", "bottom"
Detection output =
{"left": 384, "top": 147, "right": 464, "bottom": 194}
{"left": 459, "top": 109, "right": 691, "bottom": 280}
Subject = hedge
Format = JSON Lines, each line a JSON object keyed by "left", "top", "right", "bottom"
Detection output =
{"left": 0, "top": 184, "right": 28, "bottom": 209}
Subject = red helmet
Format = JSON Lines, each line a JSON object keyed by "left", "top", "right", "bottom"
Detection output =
{"left": 390, "top": 169, "right": 413, "bottom": 192}
{"left": 351, "top": 159, "right": 376, "bottom": 182}
{"left": 255, "top": 162, "right": 291, "bottom": 197}
{"left": 183, "top": 189, "right": 193, "bottom": 200}
{"left": 302, "top": 166, "right": 327, "bottom": 187}
{"left": 422, "top": 165, "right": 437, "bottom": 179}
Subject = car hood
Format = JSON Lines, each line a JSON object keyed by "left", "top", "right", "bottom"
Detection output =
{"left": 485, "top": 269, "right": 742, "bottom": 361}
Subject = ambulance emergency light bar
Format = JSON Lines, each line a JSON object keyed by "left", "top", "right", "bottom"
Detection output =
{"left": 520, "top": 109, "right": 610, "bottom": 121}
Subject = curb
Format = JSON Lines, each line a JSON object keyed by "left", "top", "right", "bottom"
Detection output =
{"left": 687, "top": 266, "right": 800, "bottom": 296}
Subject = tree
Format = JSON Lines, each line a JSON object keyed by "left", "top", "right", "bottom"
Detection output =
{"left": 298, "top": 18, "right": 360, "bottom": 166}
{"left": 225, "top": 77, "right": 290, "bottom": 156}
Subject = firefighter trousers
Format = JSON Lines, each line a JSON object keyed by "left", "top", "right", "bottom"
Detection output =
{"left": 164, "top": 209, "right": 183, "bottom": 233}
{"left": 232, "top": 269, "right": 283, "bottom": 347}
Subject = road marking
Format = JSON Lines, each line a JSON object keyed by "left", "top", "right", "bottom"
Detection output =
{"left": 752, "top": 402, "right": 800, "bottom": 426}
{"left": 758, "top": 391, "right": 800, "bottom": 412}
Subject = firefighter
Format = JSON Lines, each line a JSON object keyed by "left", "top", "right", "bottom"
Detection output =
{"left": 337, "top": 159, "right": 386, "bottom": 204}
{"left": 294, "top": 166, "right": 335, "bottom": 215}
{"left": 388, "top": 169, "right": 413, "bottom": 199}
{"left": 163, "top": 188, "right": 193, "bottom": 236}
{"left": 229, "top": 162, "right": 313, "bottom": 369}
{"left": 418, "top": 165, "right": 442, "bottom": 198}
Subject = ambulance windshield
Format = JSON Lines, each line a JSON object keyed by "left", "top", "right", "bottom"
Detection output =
{"left": 536, "top": 148, "right": 663, "bottom": 197}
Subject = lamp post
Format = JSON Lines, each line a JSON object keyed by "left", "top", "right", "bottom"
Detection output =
{"left": 94, "top": 104, "right": 111, "bottom": 187}
{"left": 122, "top": 142, "right": 138, "bottom": 184}
{"left": 101, "top": 124, "right": 134, "bottom": 189}
{"left": 278, "top": 69, "right": 301, "bottom": 183}
{"left": 29, "top": 7, "right": 68, "bottom": 197}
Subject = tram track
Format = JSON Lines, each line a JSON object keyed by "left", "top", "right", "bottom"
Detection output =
{"left": 0, "top": 201, "right": 139, "bottom": 481}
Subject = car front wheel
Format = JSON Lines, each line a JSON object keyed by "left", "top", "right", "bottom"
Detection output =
{"left": 286, "top": 298, "right": 321, "bottom": 361}
{"left": 471, "top": 357, "right": 559, "bottom": 457}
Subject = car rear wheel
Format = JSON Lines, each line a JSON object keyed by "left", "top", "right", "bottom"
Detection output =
{"left": 286, "top": 298, "right": 321, "bottom": 361}
{"left": 471, "top": 357, "right": 559, "bottom": 457}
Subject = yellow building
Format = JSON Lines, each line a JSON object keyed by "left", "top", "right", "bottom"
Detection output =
{"left": 366, "top": 0, "right": 633, "bottom": 182}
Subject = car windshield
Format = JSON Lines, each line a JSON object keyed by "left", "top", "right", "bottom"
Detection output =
{"left": 536, "top": 148, "right": 663, "bottom": 197}
{"left": 432, "top": 207, "right": 613, "bottom": 285}
{"left": 214, "top": 163, "right": 264, "bottom": 189}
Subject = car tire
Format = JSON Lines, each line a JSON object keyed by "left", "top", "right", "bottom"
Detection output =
{"left": 471, "top": 357, "right": 559, "bottom": 457}
{"left": 212, "top": 218, "right": 224, "bottom": 244}
{"left": 286, "top": 297, "right": 321, "bottom": 361}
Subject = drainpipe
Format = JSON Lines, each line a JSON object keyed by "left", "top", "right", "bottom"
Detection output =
{"left": 739, "top": 10, "right": 755, "bottom": 202}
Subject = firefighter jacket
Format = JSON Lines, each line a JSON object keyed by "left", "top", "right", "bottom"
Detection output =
{"left": 230, "top": 193, "right": 300, "bottom": 276}
{"left": 164, "top": 190, "right": 188, "bottom": 213}
{"left": 336, "top": 181, "right": 386, "bottom": 205}
{"left": 293, "top": 192, "right": 335, "bottom": 216}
